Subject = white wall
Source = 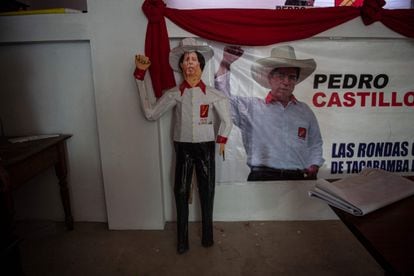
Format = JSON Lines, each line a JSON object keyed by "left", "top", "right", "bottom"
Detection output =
{"left": 0, "top": 41, "right": 106, "bottom": 222}
{"left": 0, "top": 0, "right": 406, "bottom": 229}
{"left": 0, "top": 0, "right": 165, "bottom": 229}
{"left": 87, "top": 0, "right": 165, "bottom": 229}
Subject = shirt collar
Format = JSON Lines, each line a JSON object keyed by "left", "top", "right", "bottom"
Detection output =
{"left": 265, "top": 92, "right": 297, "bottom": 105}
{"left": 179, "top": 80, "right": 206, "bottom": 95}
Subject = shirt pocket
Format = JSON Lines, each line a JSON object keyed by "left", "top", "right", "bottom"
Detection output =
{"left": 197, "top": 103, "right": 213, "bottom": 125}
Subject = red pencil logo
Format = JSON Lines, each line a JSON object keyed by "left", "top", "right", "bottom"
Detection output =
{"left": 200, "top": 104, "right": 209, "bottom": 118}
{"left": 298, "top": 127, "right": 307, "bottom": 139}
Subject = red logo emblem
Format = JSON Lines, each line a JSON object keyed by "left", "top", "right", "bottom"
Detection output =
{"left": 298, "top": 127, "right": 307, "bottom": 139}
{"left": 200, "top": 104, "right": 209, "bottom": 118}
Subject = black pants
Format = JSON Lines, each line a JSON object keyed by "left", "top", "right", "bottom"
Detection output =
{"left": 174, "top": 141, "right": 215, "bottom": 248}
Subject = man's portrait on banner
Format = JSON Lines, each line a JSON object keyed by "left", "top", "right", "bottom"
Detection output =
{"left": 205, "top": 39, "right": 414, "bottom": 183}
{"left": 214, "top": 45, "right": 324, "bottom": 181}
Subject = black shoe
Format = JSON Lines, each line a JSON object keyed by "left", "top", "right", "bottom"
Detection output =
{"left": 202, "top": 239, "right": 214, "bottom": 248}
{"left": 177, "top": 243, "right": 189, "bottom": 254}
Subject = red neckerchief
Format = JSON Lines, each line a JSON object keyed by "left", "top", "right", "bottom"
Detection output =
{"left": 265, "top": 92, "right": 298, "bottom": 105}
{"left": 179, "top": 80, "right": 206, "bottom": 96}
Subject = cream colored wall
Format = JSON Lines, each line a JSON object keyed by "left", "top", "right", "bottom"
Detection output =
{"left": 0, "top": 1, "right": 405, "bottom": 229}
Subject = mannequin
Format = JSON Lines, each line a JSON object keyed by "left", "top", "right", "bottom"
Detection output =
{"left": 134, "top": 38, "right": 232, "bottom": 254}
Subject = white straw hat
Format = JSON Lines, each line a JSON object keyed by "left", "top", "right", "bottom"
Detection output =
{"left": 169, "top": 38, "right": 214, "bottom": 72}
{"left": 251, "top": 45, "right": 316, "bottom": 88}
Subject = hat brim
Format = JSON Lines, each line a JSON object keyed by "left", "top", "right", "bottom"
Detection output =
{"left": 169, "top": 45, "right": 214, "bottom": 72}
{"left": 251, "top": 57, "right": 316, "bottom": 88}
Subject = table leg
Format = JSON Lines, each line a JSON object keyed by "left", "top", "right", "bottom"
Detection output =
{"left": 55, "top": 143, "right": 74, "bottom": 230}
{"left": 1, "top": 168, "right": 24, "bottom": 275}
{"left": 0, "top": 165, "right": 14, "bottom": 217}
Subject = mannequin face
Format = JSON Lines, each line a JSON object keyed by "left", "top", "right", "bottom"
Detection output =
{"left": 180, "top": 52, "right": 202, "bottom": 81}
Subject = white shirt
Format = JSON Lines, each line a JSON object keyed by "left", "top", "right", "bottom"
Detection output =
{"left": 136, "top": 75, "right": 232, "bottom": 143}
{"left": 215, "top": 72, "right": 324, "bottom": 169}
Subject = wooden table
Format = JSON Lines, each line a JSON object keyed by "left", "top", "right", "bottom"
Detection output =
{"left": 0, "top": 134, "right": 73, "bottom": 230}
{"left": 331, "top": 188, "right": 414, "bottom": 275}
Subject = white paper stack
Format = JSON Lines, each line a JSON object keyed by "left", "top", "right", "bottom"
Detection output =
{"left": 309, "top": 168, "right": 414, "bottom": 216}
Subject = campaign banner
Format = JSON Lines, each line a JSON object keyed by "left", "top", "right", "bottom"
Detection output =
{"left": 205, "top": 38, "right": 414, "bottom": 183}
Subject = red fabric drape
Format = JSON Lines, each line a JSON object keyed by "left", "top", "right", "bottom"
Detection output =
{"left": 165, "top": 7, "right": 360, "bottom": 46}
{"left": 380, "top": 10, "right": 414, "bottom": 37}
{"left": 141, "top": 0, "right": 414, "bottom": 98}
{"left": 142, "top": 0, "right": 176, "bottom": 96}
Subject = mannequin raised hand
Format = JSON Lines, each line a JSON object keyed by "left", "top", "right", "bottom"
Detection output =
{"left": 135, "top": 54, "right": 151, "bottom": 71}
